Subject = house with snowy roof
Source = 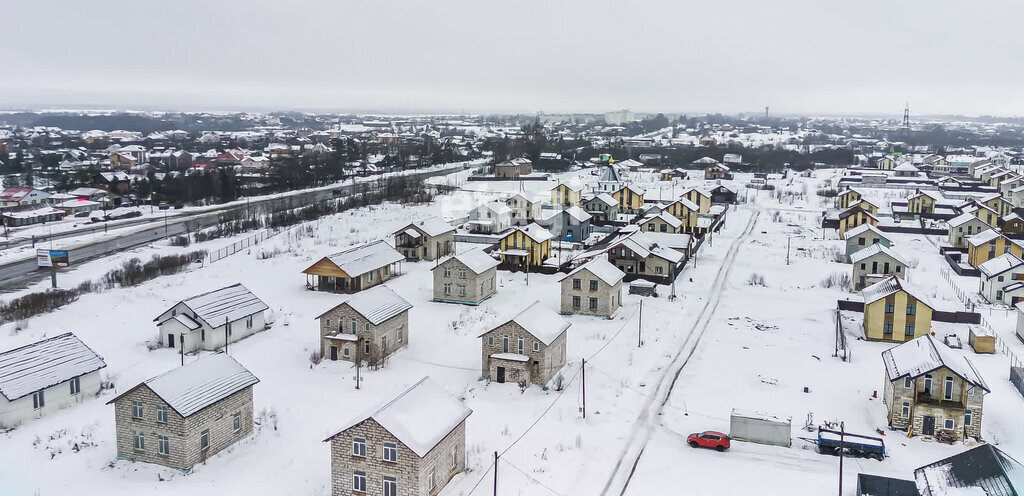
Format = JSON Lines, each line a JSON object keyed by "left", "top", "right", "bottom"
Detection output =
{"left": 881, "top": 334, "right": 988, "bottom": 440}
{"left": 947, "top": 213, "right": 993, "bottom": 249}
{"left": 154, "top": 283, "right": 269, "bottom": 352}
{"left": 558, "top": 258, "right": 623, "bottom": 317}
{"left": 837, "top": 205, "right": 879, "bottom": 238}
{"left": 844, "top": 223, "right": 891, "bottom": 260}
{"left": 478, "top": 301, "right": 569, "bottom": 386}
{"left": 602, "top": 230, "right": 686, "bottom": 281}
{"left": 583, "top": 193, "right": 619, "bottom": 223}
{"left": 978, "top": 253, "right": 1024, "bottom": 305}
{"left": 541, "top": 205, "right": 593, "bottom": 243}
{"left": 1002, "top": 213, "right": 1024, "bottom": 238}
{"left": 861, "top": 275, "right": 935, "bottom": 342}
{"left": 0, "top": 187, "right": 51, "bottom": 207}
{"left": 315, "top": 285, "right": 411, "bottom": 364}
{"left": 431, "top": 249, "right": 499, "bottom": 305}
{"left": 505, "top": 192, "right": 543, "bottom": 225}
{"left": 914, "top": 443, "right": 1024, "bottom": 496}
{"left": 597, "top": 162, "right": 624, "bottom": 193}
{"left": 467, "top": 201, "right": 513, "bottom": 234}
{"left": 639, "top": 210, "right": 684, "bottom": 234}
{"left": 836, "top": 188, "right": 862, "bottom": 210}
{"left": 323, "top": 377, "right": 471, "bottom": 496}
{"left": 551, "top": 181, "right": 583, "bottom": 206}
{"left": 303, "top": 240, "right": 405, "bottom": 293}
{"left": 0, "top": 333, "right": 107, "bottom": 428}
{"left": 663, "top": 197, "right": 701, "bottom": 232}
{"left": 968, "top": 229, "right": 1024, "bottom": 268}
{"left": 392, "top": 217, "right": 455, "bottom": 261}
{"left": 612, "top": 185, "right": 646, "bottom": 214}
{"left": 496, "top": 222, "right": 553, "bottom": 268}
{"left": 681, "top": 187, "right": 713, "bottom": 214}
{"left": 851, "top": 244, "right": 908, "bottom": 290}
{"left": 108, "top": 353, "right": 259, "bottom": 471}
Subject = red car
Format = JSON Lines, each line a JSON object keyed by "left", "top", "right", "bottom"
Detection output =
{"left": 687, "top": 431, "right": 730, "bottom": 451}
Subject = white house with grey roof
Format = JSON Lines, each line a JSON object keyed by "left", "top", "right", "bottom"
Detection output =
{"left": 316, "top": 285, "right": 413, "bottom": 364}
{"left": 107, "top": 353, "right": 259, "bottom": 471}
{"left": 850, "top": 243, "right": 909, "bottom": 290}
{"left": 559, "top": 258, "right": 624, "bottom": 317}
{"left": 978, "top": 253, "right": 1024, "bottom": 305}
{"left": 323, "top": 377, "right": 471, "bottom": 496}
{"left": 431, "top": 249, "right": 499, "bottom": 305}
{"left": 154, "top": 283, "right": 269, "bottom": 353}
{"left": 0, "top": 333, "right": 107, "bottom": 428}
{"left": 467, "top": 201, "right": 512, "bottom": 234}
{"left": 478, "top": 301, "right": 569, "bottom": 386}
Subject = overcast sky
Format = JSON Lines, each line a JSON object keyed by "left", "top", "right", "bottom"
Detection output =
{"left": 2, "top": 0, "right": 1023, "bottom": 117}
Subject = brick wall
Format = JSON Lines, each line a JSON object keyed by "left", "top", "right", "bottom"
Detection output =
{"left": 559, "top": 270, "right": 622, "bottom": 317}
{"left": 330, "top": 418, "right": 422, "bottom": 496}
{"left": 480, "top": 322, "right": 567, "bottom": 386}
{"left": 432, "top": 258, "right": 497, "bottom": 305}
{"left": 319, "top": 304, "right": 409, "bottom": 363}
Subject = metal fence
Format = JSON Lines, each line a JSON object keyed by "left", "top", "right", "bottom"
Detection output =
{"left": 939, "top": 268, "right": 1023, "bottom": 369}
{"left": 207, "top": 229, "right": 281, "bottom": 263}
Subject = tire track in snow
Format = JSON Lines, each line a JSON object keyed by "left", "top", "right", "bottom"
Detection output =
{"left": 600, "top": 209, "right": 761, "bottom": 496}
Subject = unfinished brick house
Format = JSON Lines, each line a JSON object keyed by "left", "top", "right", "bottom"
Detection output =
{"left": 478, "top": 301, "right": 569, "bottom": 387}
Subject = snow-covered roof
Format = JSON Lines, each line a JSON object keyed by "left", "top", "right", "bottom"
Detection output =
{"left": 843, "top": 223, "right": 887, "bottom": 240}
{"left": 671, "top": 198, "right": 700, "bottom": 212}
{"left": 605, "top": 231, "right": 685, "bottom": 264}
{"left": 563, "top": 205, "right": 592, "bottom": 223}
{"left": 559, "top": 258, "right": 624, "bottom": 286}
{"left": 318, "top": 240, "right": 405, "bottom": 277}
{"left": 394, "top": 217, "right": 454, "bottom": 238}
{"left": 914, "top": 444, "right": 1024, "bottom": 496}
{"left": 321, "top": 285, "right": 412, "bottom": 325}
{"left": 967, "top": 229, "right": 1002, "bottom": 247}
{"left": 481, "top": 301, "right": 570, "bottom": 345}
{"left": 473, "top": 201, "right": 512, "bottom": 216}
{"left": 598, "top": 163, "right": 622, "bottom": 183}
{"left": 172, "top": 314, "right": 201, "bottom": 330}
{"left": 434, "top": 249, "right": 498, "bottom": 275}
{"left": 639, "top": 211, "right": 683, "bottom": 229}
{"left": 514, "top": 223, "right": 554, "bottom": 243}
{"left": 490, "top": 353, "right": 530, "bottom": 363}
{"left": 861, "top": 276, "right": 933, "bottom": 309}
{"left": 850, "top": 243, "right": 908, "bottom": 266}
{"left": 117, "top": 353, "right": 258, "bottom": 418}
{"left": 894, "top": 163, "right": 919, "bottom": 172}
{"left": 586, "top": 193, "right": 617, "bottom": 207}
{"left": 682, "top": 187, "right": 712, "bottom": 199}
{"left": 163, "top": 283, "right": 268, "bottom": 328}
{"left": 324, "top": 377, "right": 472, "bottom": 458}
{"left": 881, "top": 335, "right": 989, "bottom": 392}
{"left": 979, "top": 253, "right": 1024, "bottom": 279}
{"left": 0, "top": 333, "right": 107, "bottom": 402}
{"left": 616, "top": 184, "right": 646, "bottom": 196}
{"left": 947, "top": 212, "right": 989, "bottom": 229}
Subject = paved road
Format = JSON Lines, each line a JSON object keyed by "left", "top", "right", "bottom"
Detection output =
{"left": 0, "top": 164, "right": 471, "bottom": 291}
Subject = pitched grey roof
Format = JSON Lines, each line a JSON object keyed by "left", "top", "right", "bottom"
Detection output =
{"left": 394, "top": 217, "right": 455, "bottom": 238}
{"left": 161, "top": 283, "right": 268, "bottom": 328}
{"left": 0, "top": 333, "right": 107, "bottom": 401}
{"left": 849, "top": 243, "right": 909, "bottom": 266}
{"left": 559, "top": 258, "right": 624, "bottom": 286}
{"left": 915, "top": 444, "right": 1024, "bottom": 496}
{"left": 110, "top": 353, "right": 258, "bottom": 418}
{"left": 861, "top": 276, "right": 934, "bottom": 309}
{"left": 320, "top": 285, "right": 412, "bottom": 325}
{"left": 433, "top": 249, "right": 498, "bottom": 275}
{"left": 881, "top": 334, "right": 989, "bottom": 392}
{"left": 480, "top": 301, "right": 570, "bottom": 345}
{"left": 320, "top": 240, "right": 405, "bottom": 277}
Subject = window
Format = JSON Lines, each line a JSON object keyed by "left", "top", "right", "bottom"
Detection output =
{"left": 905, "top": 323, "right": 915, "bottom": 337}
{"left": 69, "top": 377, "right": 80, "bottom": 395}
{"left": 158, "top": 435, "right": 169, "bottom": 455}
{"left": 343, "top": 348, "right": 350, "bottom": 357}
{"left": 157, "top": 405, "right": 168, "bottom": 423}
{"left": 590, "top": 280, "right": 598, "bottom": 291}
{"left": 429, "top": 470, "right": 436, "bottom": 490}
{"left": 132, "top": 401, "right": 144, "bottom": 419}
{"left": 201, "top": 329, "right": 206, "bottom": 341}
{"left": 444, "top": 283, "right": 452, "bottom": 295}
{"left": 133, "top": 431, "right": 145, "bottom": 451}
{"left": 325, "top": 318, "right": 331, "bottom": 328}
{"left": 902, "top": 402, "right": 910, "bottom": 418}
{"left": 655, "top": 266, "right": 663, "bottom": 274}
{"left": 227, "top": 322, "right": 232, "bottom": 337}
{"left": 944, "top": 419, "right": 955, "bottom": 430}
{"left": 907, "top": 303, "right": 916, "bottom": 315}
{"left": 397, "top": 327, "right": 403, "bottom": 343}
{"left": 502, "top": 336, "right": 509, "bottom": 353}
{"left": 233, "top": 412, "right": 241, "bottom": 432}
{"left": 459, "top": 269, "right": 467, "bottom": 279}
{"left": 443, "top": 267, "right": 451, "bottom": 278}
{"left": 968, "top": 386, "right": 975, "bottom": 397}
{"left": 999, "top": 275, "right": 1005, "bottom": 282}
{"left": 572, "top": 278, "right": 581, "bottom": 290}
{"left": 32, "top": 390, "right": 45, "bottom": 409}
{"left": 858, "top": 237, "right": 865, "bottom": 246}
{"left": 353, "top": 471, "right": 367, "bottom": 493}
{"left": 351, "top": 319, "right": 357, "bottom": 333}
{"left": 383, "top": 476, "right": 397, "bottom": 496}
{"left": 352, "top": 437, "right": 366, "bottom": 457}
{"left": 860, "top": 263, "right": 866, "bottom": 270}
{"left": 517, "top": 338, "right": 524, "bottom": 355}
{"left": 364, "top": 342, "right": 371, "bottom": 354}
{"left": 924, "top": 374, "right": 933, "bottom": 394}
{"left": 944, "top": 377, "right": 954, "bottom": 400}
{"left": 200, "top": 429, "right": 210, "bottom": 450}
{"left": 885, "top": 302, "right": 894, "bottom": 313}
{"left": 365, "top": 323, "right": 370, "bottom": 332}
{"left": 965, "top": 409, "right": 973, "bottom": 426}
{"left": 883, "top": 322, "right": 893, "bottom": 334}
{"left": 533, "top": 341, "right": 540, "bottom": 352}
{"left": 383, "top": 442, "right": 397, "bottom": 462}
{"left": 572, "top": 295, "right": 581, "bottom": 308}
{"left": 487, "top": 336, "right": 494, "bottom": 346}
{"left": 904, "top": 377, "right": 912, "bottom": 389}
{"left": 458, "top": 284, "right": 467, "bottom": 296}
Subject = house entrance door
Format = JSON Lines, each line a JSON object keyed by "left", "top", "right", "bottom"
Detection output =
{"left": 330, "top": 346, "right": 338, "bottom": 361}
{"left": 167, "top": 334, "right": 175, "bottom": 348}
{"left": 922, "top": 416, "right": 935, "bottom": 435}
{"left": 496, "top": 367, "right": 506, "bottom": 383}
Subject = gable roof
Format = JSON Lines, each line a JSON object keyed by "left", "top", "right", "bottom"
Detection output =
{"left": 881, "top": 334, "right": 989, "bottom": 392}
{"left": 158, "top": 283, "right": 268, "bottom": 328}
{"left": 324, "top": 377, "right": 472, "bottom": 458}
{"left": 0, "top": 333, "right": 107, "bottom": 402}
{"left": 586, "top": 193, "right": 616, "bottom": 207}
{"left": 311, "top": 240, "right": 405, "bottom": 278}
{"left": 108, "top": 353, "right": 258, "bottom": 418}
{"left": 562, "top": 205, "right": 593, "bottom": 223}
{"left": 510, "top": 222, "right": 554, "bottom": 243}
{"left": 843, "top": 223, "right": 887, "bottom": 240}
{"left": 480, "top": 301, "right": 570, "bottom": 345}
{"left": 433, "top": 249, "right": 498, "bottom": 275}
{"left": 608, "top": 231, "right": 685, "bottom": 264}
{"left": 319, "top": 285, "right": 412, "bottom": 325}
{"left": 393, "top": 217, "right": 454, "bottom": 238}
{"left": 947, "top": 212, "right": 990, "bottom": 229}
{"left": 559, "top": 258, "right": 624, "bottom": 286}
{"left": 861, "top": 275, "right": 934, "bottom": 309}
{"left": 839, "top": 206, "right": 879, "bottom": 221}
{"left": 670, "top": 198, "right": 700, "bottom": 212}
{"left": 850, "top": 243, "right": 909, "bottom": 266}
{"left": 967, "top": 229, "right": 1003, "bottom": 247}
{"left": 682, "top": 187, "right": 712, "bottom": 199}
{"left": 473, "top": 201, "right": 512, "bottom": 216}
{"left": 914, "top": 444, "right": 1024, "bottom": 496}
{"left": 639, "top": 211, "right": 683, "bottom": 229}
{"left": 979, "top": 253, "right": 1024, "bottom": 279}
{"left": 615, "top": 184, "right": 646, "bottom": 196}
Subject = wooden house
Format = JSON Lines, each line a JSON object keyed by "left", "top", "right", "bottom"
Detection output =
{"left": 861, "top": 276, "right": 934, "bottom": 342}
{"left": 968, "top": 326, "right": 996, "bottom": 354}
{"left": 550, "top": 182, "right": 583, "bottom": 207}
{"left": 303, "top": 240, "right": 405, "bottom": 293}
{"left": 907, "top": 190, "right": 944, "bottom": 216}
{"left": 836, "top": 188, "right": 862, "bottom": 209}
{"left": 838, "top": 206, "right": 879, "bottom": 238}
{"left": 681, "top": 187, "right": 713, "bottom": 213}
{"left": 478, "top": 301, "right": 569, "bottom": 386}
{"left": 663, "top": 198, "right": 700, "bottom": 232}
{"left": 967, "top": 230, "right": 1024, "bottom": 268}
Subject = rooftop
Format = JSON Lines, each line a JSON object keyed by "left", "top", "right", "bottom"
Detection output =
{"left": 0, "top": 333, "right": 107, "bottom": 402}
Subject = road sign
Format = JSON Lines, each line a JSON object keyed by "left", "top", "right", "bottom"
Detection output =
{"left": 37, "top": 249, "right": 69, "bottom": 268}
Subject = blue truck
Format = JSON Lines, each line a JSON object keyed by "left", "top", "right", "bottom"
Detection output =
{"left": 816, "top": 427, "right": 886, "bottom": 460}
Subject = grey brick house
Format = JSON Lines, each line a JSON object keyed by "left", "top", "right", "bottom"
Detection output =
{"left": 107, "top": 353, "right": 259, "bottom": 471}
{"left": 392, "top": 217, "right": 455, "bottom": 262}
{"left": 431, "top": 250, "right": 499, "bottom": 305}
{"left": 324, "top": 377, "right": 471, "bottom": 496}
{"left": 317, "top": 285, "right": 412, "bottom": 363}
{"left": 558, "top": 258, "right": 624, "bottom": 317}
{"left": 478, "top": 301, "right": 569, "bottom": 387}
{"left": 881, "top": 334, "right": 988, "bottom": 441}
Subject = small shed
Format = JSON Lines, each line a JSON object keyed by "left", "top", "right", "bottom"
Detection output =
{"left": 628, "top": 279, "right": 657, "bottom": 297}
{"left": 969, "top": 326, "right": 996, "bottom": 354}
{"left": 729, "top": 409, "right": 792, "bottom": 447}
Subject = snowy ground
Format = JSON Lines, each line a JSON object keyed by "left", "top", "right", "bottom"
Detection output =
{"left": 1, "top": 167, "right": 1022, "bottom": 495}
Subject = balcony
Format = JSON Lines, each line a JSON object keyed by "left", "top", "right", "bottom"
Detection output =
{"left": 914, "top": 391, "right": 966, "bottom": 409}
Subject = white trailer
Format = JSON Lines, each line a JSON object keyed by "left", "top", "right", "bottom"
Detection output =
{"left": 729, "top": 409, "right": 792, "bottom": 447}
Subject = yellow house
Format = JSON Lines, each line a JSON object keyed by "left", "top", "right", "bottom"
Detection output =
{"left": 663, "top": 198, "right": 700, "bottom": 232}
{"left": 982, "top": 194, "right": 1013, "bottom": 217}
{"left": 612, "top": 185, "right": 645, "bottom": 213}
{"left": 497, "top": 222, "right": 553, "bottom": 267}
{"left": 967, "top": 204, "right": 1000, "bottom": 230}
{"left": 877, "top": 156, "right": 896, "bottom": 170}
{"left": 836, "top": 189, "right": 862, "bottom": 209}
{"left": 907, "top": 190, "right": 943, "bottom": 215}
{"left": 861, "top": 276, "right": 934, "bottom": 342}
{"left": 638, "top": 211, "right": 683, "bottom": 233}
{"left": 550, "top": 182, "right": 582, "bottom": 207}
{"left": 681, "top": 187, "right": 712, "bottom": 213}
{"left": 967, "top": 229, "right": 1024, "bottom": 268}
{"left": 851, "top": 198, "right": 879, "bottom": 216}
{"left": 838, "top": 206, "right": 879, "bottom": 238}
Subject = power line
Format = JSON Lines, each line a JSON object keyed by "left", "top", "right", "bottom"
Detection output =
{"left": 501, "top": 459, "right": 567, "bottom": 496}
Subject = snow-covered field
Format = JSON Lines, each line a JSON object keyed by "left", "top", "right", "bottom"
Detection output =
{"left": 2, "top": 167, "right": 1023, "bottom": 495}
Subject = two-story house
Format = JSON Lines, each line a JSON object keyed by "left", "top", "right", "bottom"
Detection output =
{"left": 467, "top": 201, "right": 513, "bottom": 234}
{"left": 478, "top": 301, "right": 569, "bottom": 387}
{"left": 947, "top": 213, "right": 992, "bottom": 249}
{"left": 154, "top": 283, "right": 269, "bottom": 352}
{"left": 612, "top": 185, "right": 645, "bottom": 214}
{"left": 431, "top": 250, "right": 499, "bottom": 305}
{"left": 107, "top": 353, "right": 259, "bottom": 471}
{"left": 316, "top": 285, "right": 412, "bottom": 364}
{"left": 551, "top": 182, "right": 583, "bottom": 207}
{"left": 663, "top": 198, "right": 700, "bottom": 232}
{"left": 881, "top": 335, "right": 988, "bottom": 440}
{"left": 835, "top": 188, "right": 862, "bottom": 209}
{"left": 838, "top": 205, "right": 879, "bottom": 238}
{"left": 978, "top": 253, "right": 1024, "bottom": 305}
{"left": 505, "top": 193, "right": 542, "bottom": 225}
{"left": 843, "top": 223, "right": 891, "bottom": 260}
{"left": 850, "top": 244, "right": 908, "bottom": 290}
{"left": 496, "top": 223, "right": 553, "bottom": 268}
{"left": 605, "top": 230, "right": 685, "bottom": 281}
{"left": 967, "top": 229, "right": 1024, "bottom": 268}
{"left": 638, "top": 211, "right": 683, "bottom": 234}
{"left": 681, "top": 187, "right": 713, "bottom": 214}
{"left": 861, "top": 276, "right": 935, "bottom": 342}
{"left": 323, "top": 377, "right": 471, "bottom": 496}
{"left": 558, "top": 259, "right": 624, "bottom": 317}
{"left": 392, "top": 217, "right": 455, "bottom": 261}
{"left": 543, "top": 206, "right": 593, "bottom": 243}
{"left": 582, "top": 193, "right": 619, "bottom": 223}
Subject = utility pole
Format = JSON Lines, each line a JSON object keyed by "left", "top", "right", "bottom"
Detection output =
{"left": 493, "top": 451, "right": 499, "bottom": 496}
{"left": 838, "top": 422, "right": 845, "bottom": 496}
{"left": 638, "top": 300, "right": 643, "bottom": 347}
{"left": 581, "top": 358, "right": 587, "bottom": 419}
{"left": 224, "top": 316, "right": 229, "bottom": 354}
{"left": 180, "top": 334, "right": 185, "bottom": 366}
{"left": 356, "top": 339, "right": 362, "bottom": 390}
{"left": 786, "top": 236, "right": 791, "bottom": 265}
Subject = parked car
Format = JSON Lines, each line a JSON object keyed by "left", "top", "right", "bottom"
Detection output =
{"left": 158, "top": 202, "right": 170, "bottom": 210}
{"left": 687, "top": 431, "right": 730, "bottom": 451}
{"left": 74, "top": 211, "right": 90, "bottom": 218}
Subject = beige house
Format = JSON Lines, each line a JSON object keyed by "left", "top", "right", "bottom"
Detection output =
{"left": 638, "top": 211, "right": 683, "bottom": 233}
{"left": 431, "top": 250, "right": 499, "bottom": 305}
{"left": 316, "top": 285, "right": 412, "bottom": 364}
{"left": 392, "top": 217, "right": 455, "bottom": 261}
{"left": 478, "top": 301, "right": 569, "bottom": 387}
{"left": 881, "top": 335, "right": 988, "bottom": 440}
{"left": 850, "top": 244, "right": 908, "bottom": 291}
{"left": 107, "top": 353, "right": 259, "bottom": 471}
{"left": 323, "top": 377, "right": 471, "bottom": 496}
{"left": 558, "top": 258, "right": 624, "bottom": 317}
{"left": 605, "top": 230, "right": 686, "bottom": 280}
{"left": 946, "top": 213, "right": 992, "bottom": 249}
{"left": 505, "top": 193, "right": 542, "bottom": 225}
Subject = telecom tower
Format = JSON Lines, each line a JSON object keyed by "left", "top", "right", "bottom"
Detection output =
{"left": 902, "top": 102, "right": 910, "bottom": 128}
